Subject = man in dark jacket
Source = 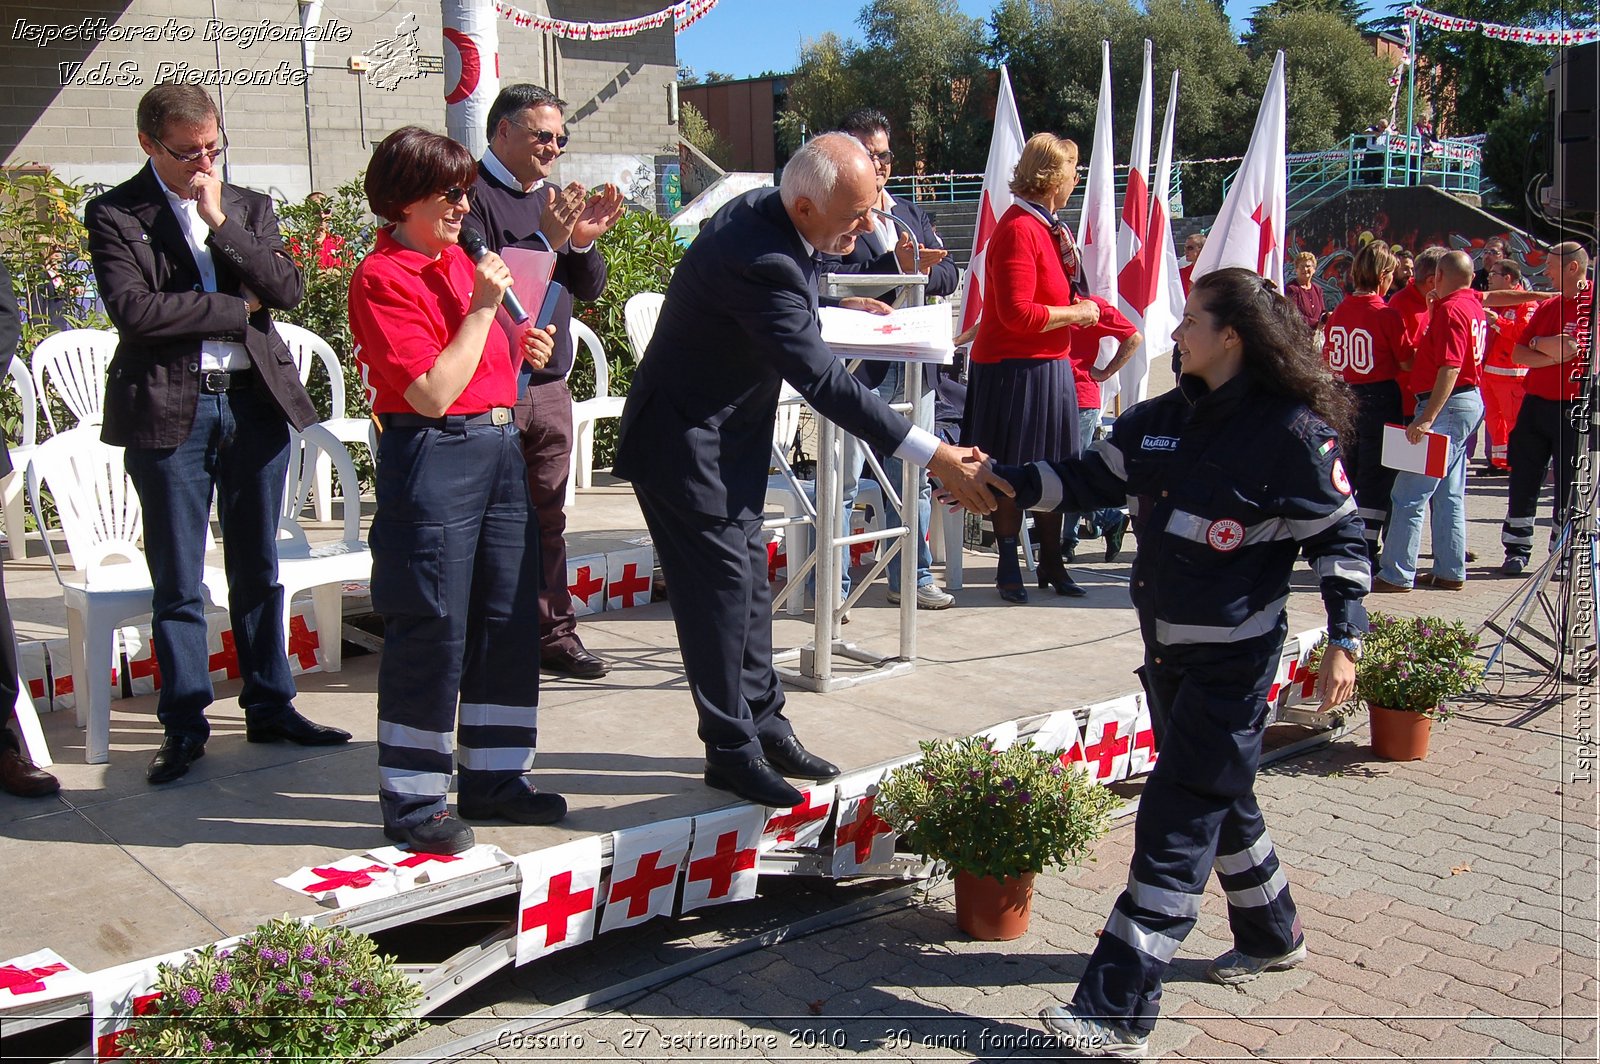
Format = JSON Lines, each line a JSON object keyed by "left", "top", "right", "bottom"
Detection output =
{"left": 86, "top": 84, "right": 348, "bottom": 784}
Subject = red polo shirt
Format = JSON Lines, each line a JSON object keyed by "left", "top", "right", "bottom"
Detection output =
{"left": 1412, "top": 287, "right": 1485, "bottom": 394}
{"left": 1067, "top": 297, "right": 1139, "bottom": 408}
{"left": 348, "top": 228, "right": 517, "bottom": 416}
{"left": 1321, "top": 293, "right": 1405, "bottom": 385}
{"left": 1522, "top": 290, "right": 1594, "bottom": 402}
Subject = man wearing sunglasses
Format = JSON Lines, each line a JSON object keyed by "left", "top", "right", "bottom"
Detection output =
{"left": 86, "top": 84, "right": 348, "bottom": 785}
{"left": 467, "top": 83, "right": 625, "bottom": 682}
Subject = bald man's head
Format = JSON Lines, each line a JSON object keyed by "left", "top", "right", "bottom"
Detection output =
{"left": 781, "top": 132, "right": 879, "bottom": 255}
{"left": 1437, "top": 250, "right": 1473, "bottom": 293}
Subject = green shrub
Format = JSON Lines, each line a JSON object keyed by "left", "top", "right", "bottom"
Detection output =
{"left": 121, "top": 917, "right": 420, "bottom": 1062}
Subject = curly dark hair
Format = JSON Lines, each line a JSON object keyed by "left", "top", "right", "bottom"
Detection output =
{"left": 1192, "top": 267, "right": 1356, "bottom": 438}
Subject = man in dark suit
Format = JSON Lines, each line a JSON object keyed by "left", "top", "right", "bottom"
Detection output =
{"left": 86, "top": 84, "right": 349, "bottom": 784}
{"left": 0, "top": 259, "right": 60, "bottom": 798}
{"left": 614, "top": 133, "right": 1008, "bottom": 808}
{"left": 467, "top": 83, "right": 624, "bottom": 681}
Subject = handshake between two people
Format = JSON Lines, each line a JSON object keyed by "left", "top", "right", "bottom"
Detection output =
{"left": 927, "top": 444, "right": 1019, "bottom": 516}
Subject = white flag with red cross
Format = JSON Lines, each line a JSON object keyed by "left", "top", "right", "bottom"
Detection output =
{"left": 46, "top": 635, "right": 119, "bottom": 713}
{"left": 205, "top": 612, "right": 240, "bottom": 684}
{"left": 765, "top": 533, "right": 788, "bottom": 584}
{"left": 605, "top": 545, "right": 653, "bottom": 610}
{"left": 515, "top": 835, "right": 604, "bottom": 965}
{"left": 1078, "top": 41, "right": 1117, "bottom": 306}
{"left": 1030, "top": 709, "right": 1087, "bottom": 775}
{"left": 16, "top": 638, "right": 49, "bottom": 709}
{"left": 567, "top": 553, "right": 607, "bottom": 616}
{"left": 1080, "top": 694, "right": 1140, "bottom": 785}
{"left": 276, "top": 855, "right": 403, "bottom": 907}
{"left": 285, "top": 607, "right": 323, "bottom": 675}
{"left": 1141, "top": 69, "right": 1186, "bottom": 389}
{"left": 1126, "top": 693, "right": 1160, "bottom": 777}
{"left": 831, "top": 769, "right": 899, "bottom": 877}
{"left": 1108, "top": 38, "right": 1157, "bottom": 410}
{"left": 92, "top": 949, "right": 190, "bottom": 1061}
{"left": 681, "top": 805, "right": 764, "bottom": 913}
{"left": 123, "top": 624, "right": 160, "bottom": 696}
{"left": 600, "top": 818, "right": 692, "bottom": 933}
{"left": 1279, "top": 627, "right": 1328, "bottom": 713}
{"left": 760, "top": 784, "right": 835, "bottom": 854}
{"left": 1193, "top": 50, "right": 1287, "bottom": 288}
{"left": 365, "top": 843, "right": 510, "bottom": 886}
{"left": 0, "top": 947, "right": 85, "bottom": 1005}
{"left": 957, "top": 65, "right": 1025, "bottom": 336}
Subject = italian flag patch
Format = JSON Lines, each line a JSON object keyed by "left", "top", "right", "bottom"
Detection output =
{"left": 1318, "top": 439, "right": 1336, "bottom": 456}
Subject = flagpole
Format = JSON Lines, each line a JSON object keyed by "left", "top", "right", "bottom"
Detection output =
{"left": 1405, "top": 15, "right": 1417, "bottom": 188}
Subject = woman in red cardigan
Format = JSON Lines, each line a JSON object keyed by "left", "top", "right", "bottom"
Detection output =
{"left": 962, "top": 133, "right": 1102, "bottom": 602}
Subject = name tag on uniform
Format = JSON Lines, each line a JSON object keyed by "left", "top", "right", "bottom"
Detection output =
{"left": 1141, "top": 435, "right": 1179, "bottom": 452}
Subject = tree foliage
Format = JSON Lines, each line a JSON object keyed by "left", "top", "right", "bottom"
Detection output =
{"left": 1247, "top": 10, "right": 1396, "bottom": 151}
{"left": 679, "top": 101, "right": 732, "bottom": 168}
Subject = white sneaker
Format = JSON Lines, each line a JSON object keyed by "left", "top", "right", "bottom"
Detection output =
{"left": 886, "top": 585, "right": 955, "bottom": 610}
{"left": 1206, "top": 940, "right": 1307, "bottom": 985}
{"left": 1039, "top": 1005, "right": 1149, "bottom": 1058}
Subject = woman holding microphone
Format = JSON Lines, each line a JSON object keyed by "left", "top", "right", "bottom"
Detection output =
{"left": 348, "top": 126, "right": 562, "bottom": 855}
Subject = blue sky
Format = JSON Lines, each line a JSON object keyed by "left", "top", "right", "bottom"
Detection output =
{"left": 676, "top": 0, "right": 1350, "bottom": 80}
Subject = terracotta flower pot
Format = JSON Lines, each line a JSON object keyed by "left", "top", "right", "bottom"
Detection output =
{"left": 953, "top": 869, "right": 1036, "bottom": 940}
{"left": 1369, "top": 704, "right": 1433, "bottom": 761}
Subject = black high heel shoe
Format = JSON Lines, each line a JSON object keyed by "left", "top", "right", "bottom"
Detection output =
{"left": 1036, "top": 559, "right": 1088, "bottom": 598}
{"left": 996, "top": 539, "right": 1028, "bottom": 603}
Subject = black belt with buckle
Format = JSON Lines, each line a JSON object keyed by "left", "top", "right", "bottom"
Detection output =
{"left": 199, "top": 369, "right": 254, "bottom": 394}
{"left": 380, "top": 407, "right": 515, "bottom": 430}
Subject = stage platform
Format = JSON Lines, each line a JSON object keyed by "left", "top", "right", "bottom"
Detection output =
{"left": 0, "top": 476, "right": 1343, "bottom": 1042}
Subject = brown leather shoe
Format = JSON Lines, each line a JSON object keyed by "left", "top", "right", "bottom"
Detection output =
{"left": 0, "top": 747, "right": 61, "bottom": 798}
{"left": 1416, "top": 573, "right": 1466, "bottom": 590}
{"left": 540, "top": 644, "right": 608, "bottom": 679}
{"left": 1371, "top": 576, "right": 1412, "bottom": 593}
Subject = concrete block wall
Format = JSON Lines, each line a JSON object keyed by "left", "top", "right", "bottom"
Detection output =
{"left": 0, "top": 0, "right": 676, "bottom": 204}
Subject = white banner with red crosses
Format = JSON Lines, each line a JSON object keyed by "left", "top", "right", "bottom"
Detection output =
{"left": 1080, "top": 694, "right": 1140, "bottom": 785}
{"left": 681, "top": 805, "right": 763, "bottom": 913}
{"left": 284, "top": 609, "right": 324, "bottom": 674}
{"left": 15, "top": 638, "right": 49, "bottom": 711}
{"left": 45, "top": 635, "right": 119, "bottom": 714}
{"left": 515, "top": 836, "right": 604, "bottom": 965}
{"left": 91, "top": 949, "right": 191, "bottom": 1061}
{"left": 0, "top": 947, "right": 86, "bottom": 1006}
{"left": 830, "top": 769, "right": 899, "bottom": 877}
{"left": 1278, "top": 626, "right": 1327, "bottom": 714}
{"left": 1126, "top": 693, "right": 1159, "bottom": 777}
{"left": 567, "top": 553, "right": 607, "bottom": 616}
{"left": 600, "top": 818, "right": 692, "bottom": 933}
{"left": 760, "top": 784, "right": 835, "bottom": 854}
{"left": 121, "top": 625, "right": 159, "bottom": 698}
{"left": 1031, "top": 708, "right": 1089, "bottom": 774}
{"left": 275, "top": 856, "right": 403, "bottom": 908}
{"left": 605, "top": 546, "right": 653, "bottom": 610}
{"left": 364, "top": 843, "right": 510, "bottom": 886}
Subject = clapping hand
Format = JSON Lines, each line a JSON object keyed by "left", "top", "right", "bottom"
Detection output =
{"left": 572, "top": 183, "right": 625, "bottom": 247}
{"left": 538, "top": 181, "right": 588, "bottom": 249}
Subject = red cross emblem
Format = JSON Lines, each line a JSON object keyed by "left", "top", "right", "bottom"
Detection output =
{"left": 873, "top": 324, "right": 903, "bottom": 335}
{"left": 208, "top": 630, "right": 241, "bottom": 680}
{"left": 305, "top": 864, "right": 389, "bottom": 893}
{"left": 608, "top": 562, "right": 651, "bottom": 608}
{"left": 1083, "top": 722, "right": 1130, "bottom": 780}
{"left": 27, "top": 677, "right": 46, "bottom": 700}
{"left": 687, "top": 830, "right": 757, "bottom": 899}
{"left": 1250, "top": 202, "right": 1276, "bottom": 277}
{"left": 393, "top": 851, "right": 461, "bottom": 869}
{"left": 1058, "top": 741, "right": 1086, "bottom": 768}
{"left": 1331, "top": 459, "right": 1351, "bottom": 496}
{"left": 608, "top": 849, "right": 680, "bottom": 919}
{"left": 765, "top": 791, "right": 830, "bottom": 843}
{"left": 766, "top": 541, "right": 787, "bottom": 582}
{"left": 95, "top": 991, "right": 161, "bottom": 1058}
{"left": 1206, "top": 519, "right": 1245, "bottom": 552}
{"left": 0, "top": 961, "right": 69, "bottom": 996}
{"left": 835, "top": 795, "right": 894, "bottom": 864}
{"left": 569, "top": 564, "right": 604, "bottom": 605}
{"left": 287, "top": 614, "right": 320, "bottom": 671}
{"left": 520, "top": 871, "right": 596, "bottom": 947}
{"left": 1286, "top": 657, "right": 1318, "bottom": 699}
{"left": 128, "top": 649, "right": 161, "bottom": 689}
{"left": 849, "top": 536, "right": 874, "bottom": 567}
{"left": 1133, "top": 726, "right": 1158, "bottom": 768}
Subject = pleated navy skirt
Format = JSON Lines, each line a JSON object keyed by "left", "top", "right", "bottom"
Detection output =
{"left": 961, "top": 356, "right": 1080, "bottom": 465}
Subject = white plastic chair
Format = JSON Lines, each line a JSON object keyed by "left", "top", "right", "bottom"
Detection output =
{"left": 275, "top": 322, "right": 373, "bottom": 523}
{"left": 567, "top": 320, "right": 627, "bottom": 503}
{"left": 2, "top": 359, "right": 43, "bottom": 559}
{"left": 27, "top": 428, "right": 158, "bottom": 764}
{"left": 623, "top": 292, "right": 665, "bottom": 364}
{"left": 31, "top": 328, "right": 117, "bottom": 432}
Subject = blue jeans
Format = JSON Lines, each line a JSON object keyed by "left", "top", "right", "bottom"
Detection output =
{"left": 123, "top": 386, "right": 296, "bottom": 742}
{"left": 1378, "top": 388, "right": 1484, "bottom": 585}
{"left": 839, "top": 361, "right": 934, "bottom": 594}
{"left": 1064, "top": 406, "right": 1126, "bottom": 547}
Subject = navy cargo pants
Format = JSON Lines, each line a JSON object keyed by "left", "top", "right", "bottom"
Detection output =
{"left": 1072, "top": 621, "right": 1303, "bottom": 1037}
{"left": 371, "top": 418, "right": 543, "bottom": 830}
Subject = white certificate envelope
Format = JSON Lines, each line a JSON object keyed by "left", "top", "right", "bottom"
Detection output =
{"left": 1381, "top": 423, "right": 1449, "bottom": 478}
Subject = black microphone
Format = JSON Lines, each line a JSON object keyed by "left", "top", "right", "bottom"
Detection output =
{"left": 458, "top": 226, "right": 529, "bottom": 323}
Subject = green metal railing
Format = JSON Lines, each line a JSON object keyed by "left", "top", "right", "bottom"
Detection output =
{"left": 885, "top": 163, "right": 1188, "bottom": 217}
{"left": 1221, "top": 133, "right": 1483, "bottom": 214}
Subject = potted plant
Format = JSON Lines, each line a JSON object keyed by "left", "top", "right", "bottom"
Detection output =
{"left": 120, "top": 917, "right": 421, "bottom": 1062}
{"left": 1317, "top": 612, "right": 1483, "bottom": 761}
{"left": 877, "top": 735, "right": 1121, "bottom": 940}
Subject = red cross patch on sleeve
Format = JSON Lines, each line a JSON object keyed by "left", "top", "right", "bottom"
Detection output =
{"left": 1331, "top": 459, "right": 1352, "bottom": 495}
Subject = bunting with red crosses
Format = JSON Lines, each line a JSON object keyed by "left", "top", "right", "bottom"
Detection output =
{"left": 275, "top": 856, "right": 403, "bottom": 907}
{"left": 1029, "top": 709, "right": 1089, "bottom": 775}
{"left": 568, "top": 554, "right": 607, "bottom": 616}
{"left": 600, "top": 819, "right": 692, "bottom": 933}
{"left": 1081, "top": 695, "right": 1141, "bottom": 785}
{"left": 515, "top": 836, "right": 604, "bottom": 965}
{"left": 830, "top": 770, "right": 899, "bottom": 877}
{"left": 1126, "top": 693, "right": 1160, "bottom": 777}
{"left": 760, "top": 786, "right": 835, "bottom": 853}
{"left": 92, "top": 949, "right": 192, "bottom": 1062}
{"left": 493, "top": 0, "right": 719, "bottom": 40}
{"left": 682, "top": 805, "right": 764, "bottom": 913}
{"left": 1402, "top": 6, "right": 1598, "bottom": 47}
{"left": 0, "top": 948, "right": 84, "bottom": 1005}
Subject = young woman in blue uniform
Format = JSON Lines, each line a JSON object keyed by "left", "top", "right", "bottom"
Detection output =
{"left": 982, "top": 266, "right": 1370, "bottom": 1058}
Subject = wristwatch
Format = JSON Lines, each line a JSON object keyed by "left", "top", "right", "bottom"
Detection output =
{"left": 1327, "top": 636, "right": 1363, "bottom": 661}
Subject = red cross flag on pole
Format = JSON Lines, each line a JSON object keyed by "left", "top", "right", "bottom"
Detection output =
{"left": 600, "top": 817, "right": 693, "bottom": 933}
{"left": 515, "top": 835, "right": 604, "bottom": 965}
{"left": 1193, "top": 50, "right": 1287, "bottom": 289}
{"left": 830, "top": 769, "right": 899, "bottom": 876}
{"left": 92, "top": 949, "right": 191, "bottom": 1061}
{"left": 1077, "top": 41, "right": 1117, "bottom": 309}
{"left": 760, "top": 785, "right": 835, "bottom": 853}
{"left": 1136, "top": 69, "right": 1185, "bottom": 397}
{"left": 681, "top": 805, "right": 764, "bottom": 913}
{"left": 1111, "top": 39, "right": 1156, "bottom": 405}
{"left": 957, "top": 65, "right": 1025, "bottom": 337}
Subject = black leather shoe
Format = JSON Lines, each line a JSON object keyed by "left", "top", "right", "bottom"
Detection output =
{"left": 1044, "top": 572, "right": 1088, "bottom": 597}
{"left": 704, "top": 758, "right": 803, "bottom": 807}
{"left": 1104, "top": 513, "right": 1128, "bottom": 563}
{"left": 246, "top": 709, "right": 351, "bottom": 746}
{"left": 0, "top": 747, "right": 60, "bottom": 797}
{"left": 384, "top": 811, "right": 475, "bottom": 855}
{"left": 541, "top": 645, "right": 609, "bottom": 679}
{"left": 147, "top": 735, "right": 206, "bottom": 784}
{"left": 459, "top": 789, "right": 567, "bottom": 825}
{"left": 762, "top": 735, "right": 840, "bottom": 780}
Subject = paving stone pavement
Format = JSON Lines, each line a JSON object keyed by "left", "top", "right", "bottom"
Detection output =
{"left": 389, "top": 475, "right": 1598, "bottom": 1063}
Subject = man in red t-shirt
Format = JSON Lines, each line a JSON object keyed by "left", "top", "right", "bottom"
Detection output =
{"left": 1500, "top": 242, "right": 1594, "bottom": 576}
{"left": 1063, "top": 295, "right": 1142, "bottom": 567}
{"left": 1374, "top": 250, "right": 1485, "bottom": 592}
{"left": 1479, "top": 261, "right": 1534, "bottom": 473}
{"left": 1386, "top": 246, "right": 1443, "bottom": 416}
